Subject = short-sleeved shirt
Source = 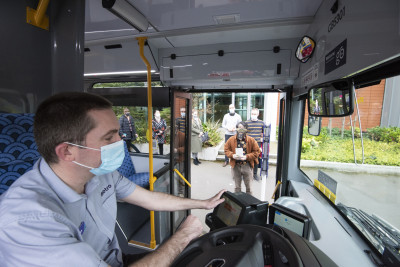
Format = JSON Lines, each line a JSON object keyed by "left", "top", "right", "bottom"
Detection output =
{"left": 0, "top": 158, "right": 136, "bottom": 267}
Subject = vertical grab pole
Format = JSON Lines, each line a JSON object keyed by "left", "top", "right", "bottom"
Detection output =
{"left": 137, "top": 37, "right": 156, "bottom": 249}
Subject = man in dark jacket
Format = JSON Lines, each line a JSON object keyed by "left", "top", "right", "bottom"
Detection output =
{"left": 119, "top": 107, "right": 140, "bottom": 153}
{"left": 224, "top": 122, "right": 260, "bottom": 195}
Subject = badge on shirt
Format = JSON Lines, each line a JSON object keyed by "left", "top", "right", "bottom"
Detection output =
{"left": 79, "top": 221, "right": 86, "bottom": 235}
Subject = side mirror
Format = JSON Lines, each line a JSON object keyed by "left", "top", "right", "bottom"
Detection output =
{"left": 296, "top": 36, "right": 315, "bottom": 63}
{"left": 308, "top": 116, "right": 321, "bottom": 136}
{"left": 308, "top": 79, "right": 354, "bottom": 117}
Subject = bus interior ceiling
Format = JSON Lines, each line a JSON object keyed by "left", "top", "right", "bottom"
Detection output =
{"left": 83, "top": 0, "right": 320, "bottom": 92}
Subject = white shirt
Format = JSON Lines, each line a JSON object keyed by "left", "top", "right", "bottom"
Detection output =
{"left": 222, "top": 113, "right": 242, "bottom": 135}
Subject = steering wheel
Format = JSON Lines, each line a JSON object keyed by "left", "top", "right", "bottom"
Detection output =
{"left": 171, "top": 224, "right": 303, "bottom": 267}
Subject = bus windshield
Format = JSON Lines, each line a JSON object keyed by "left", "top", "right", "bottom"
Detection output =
{"left": 300, "top": 79, "right": 400, "bottom": 254}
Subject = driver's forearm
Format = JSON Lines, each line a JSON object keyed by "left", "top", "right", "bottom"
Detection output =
{"left": 134, "top": 191, "right": 206, "bottom": 211}
{"left": 128, "top": 230, "right": 191, "bottom": 267}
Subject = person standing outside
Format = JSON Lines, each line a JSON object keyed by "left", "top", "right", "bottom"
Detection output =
{"left": 221, "top": 104, "right": 242, "bottom": 167}
{"left": 191, "top": 109, "right": 204, "bottom": 166}
{"left": 119, "top": 107, "right": 140, "bottom": 153}
{"left": 152, "top": 110, "right": 168, "bottom": 155}
{"left": 246, "top": 108, "right": 267, "bottom": 181}
{"left": 176, "top": 107, "right": 186, "bottom": 133}
{"left": 224, "top": 122, "right": 260, "bottom": 195}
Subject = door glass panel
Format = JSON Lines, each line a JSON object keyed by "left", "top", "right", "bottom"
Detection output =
{"left": 172, "top": 94, "right": 191, "bottom": 231}
{"left": 251, "top": 93, "right": 265, "bottom": 119}
{"left": 235, "top": 93, "right": 247, "bottom": 120}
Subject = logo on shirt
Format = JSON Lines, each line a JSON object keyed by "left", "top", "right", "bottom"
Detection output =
{"left": 101, "top": 184, "right": 112, "bottom": 197}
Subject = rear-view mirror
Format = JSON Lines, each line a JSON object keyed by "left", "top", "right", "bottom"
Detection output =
{"left": 308, "top": 116, "right": 321, "bottom": 136}
{"left": 308, "top": 79, "right": 354, "bottom": 117}
{"left": 296, "top": 36, "right": 315, "bottom": 63}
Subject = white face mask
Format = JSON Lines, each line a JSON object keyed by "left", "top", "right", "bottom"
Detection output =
{"left": 251, "top": 115, "right": 258, "bottom": 121}
{"left": 155, "top": 113, "right": 160, "bottom": 119}
{"left": 229, "top": 109, "right": 235, "bottom": 114}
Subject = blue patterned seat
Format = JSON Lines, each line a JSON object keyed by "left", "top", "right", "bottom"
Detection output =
{"left": 117, "top": 142, "right": 149, "bottom": 188}
{"left": 0, "top": 113, "right": 41, "bottom": 195}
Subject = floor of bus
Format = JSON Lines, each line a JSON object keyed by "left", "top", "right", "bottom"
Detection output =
{"left": 191, "top": 160, "right": 276, "bottom": 233}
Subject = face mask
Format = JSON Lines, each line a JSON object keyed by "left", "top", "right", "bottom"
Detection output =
{"left": 65, "top": 140, "right": 125, "bottom": 176}
{"left": 155, "top": 114, "right": 160, "bottom": 119}
{"left": 251, "top": 115, "right": 258, "bottom": 121}
{"left": 181, "top": 112, "right": 185, "bottom": 118}
{"left": 193, "top": 114, "right": 198, "bottom": 118}
{"left": 229, "top": 109, "right": 235, "bottom": 114}
{"left": 125, "top": 112, "right": 130, "bottom": 116}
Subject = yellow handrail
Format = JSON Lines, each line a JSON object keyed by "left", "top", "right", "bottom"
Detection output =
{"left": 173, "top": 169, "right": 192, "bottom": 187}
{"left": 137, "top": 37, "right": 156, "bottom": 249}
{"left": 26, "top": 0, "right": 50, "bottom": 30}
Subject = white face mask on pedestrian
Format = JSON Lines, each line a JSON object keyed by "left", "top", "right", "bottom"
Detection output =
{"left": 229, "top": 108, "right": 235, "bottom": 114}
{"left": 251, "top": 115, "right": 258, "bottom": 121}
{"left": 65, "top": 140, "right": 125, "bottom": 176}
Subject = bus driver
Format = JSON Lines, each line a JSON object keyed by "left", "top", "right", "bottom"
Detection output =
{"left": 0, "top": 92, "right": 225, "bottom": 267}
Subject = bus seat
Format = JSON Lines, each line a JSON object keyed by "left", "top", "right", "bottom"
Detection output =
{"left": 0, "top": 113, "right": 40, "bottom": 195}
{"left": 117, "top": 142, "right": 150, "bottom": 188}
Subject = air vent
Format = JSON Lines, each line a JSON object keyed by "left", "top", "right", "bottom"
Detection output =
{"left": 104, "top": 44, "right": 122, "bottom": 49}
{"left": 213, "top": 14, "right": 240, "bottom": 25}
{"left": 84, "top": 48, "right": 90, "bottom": 52}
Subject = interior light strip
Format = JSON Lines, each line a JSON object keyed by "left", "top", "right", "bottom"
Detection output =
{"left": 84, "top": 70, "right": 155, "bottom": 77}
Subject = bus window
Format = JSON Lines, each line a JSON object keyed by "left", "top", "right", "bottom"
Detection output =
{"left": 300, "top": 79, "right": 400, "bottom": 254}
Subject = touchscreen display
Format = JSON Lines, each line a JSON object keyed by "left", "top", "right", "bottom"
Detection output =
{"left": 216, "top": 196, "right": 242, "bottom": 226}
{"left": 274, "top": 210, "right": 305, "bottom": 236}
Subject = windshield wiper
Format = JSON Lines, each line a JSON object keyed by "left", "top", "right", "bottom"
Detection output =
{"left": 337, "top": 203, "right": 400, "bottom": 256}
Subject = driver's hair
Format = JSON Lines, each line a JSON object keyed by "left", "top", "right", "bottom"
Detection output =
{"left": 34, "top": 92, "right": 113, "bottom": 164}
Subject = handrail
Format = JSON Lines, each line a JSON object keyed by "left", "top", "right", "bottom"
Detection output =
{"left": 137, "top": 37, "right": 156, "bottom": 249}
{"left": 26, "top": 0, "right": 50, "bottom": 30}
{"left": 173, "top": 169, "right": 192, "bottom": 187}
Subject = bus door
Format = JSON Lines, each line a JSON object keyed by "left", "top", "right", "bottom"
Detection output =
{"left": 275, "top": 87, "right": 292, "bottom": 200}
{"left": 170, "top": 89, "right": 192, "bottom": 232}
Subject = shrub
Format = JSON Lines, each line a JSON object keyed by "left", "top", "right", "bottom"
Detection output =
{"left": 202, "top": 120, "right": 223, "bottom": 147}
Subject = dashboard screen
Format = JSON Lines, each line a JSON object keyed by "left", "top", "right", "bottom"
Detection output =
{"left": 215, "top": 196, "right": 242, "bottom": 226}
{"left": 274, "top": 210, "right": 305, "bottom": 236}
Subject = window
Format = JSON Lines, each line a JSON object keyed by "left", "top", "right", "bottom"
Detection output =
{"left": 300, "top": 81, "right": 400, "bottom": 254}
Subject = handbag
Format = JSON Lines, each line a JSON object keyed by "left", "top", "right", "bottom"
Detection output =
{"left": 201, "top": 132, "right": 209, "bottom": 143}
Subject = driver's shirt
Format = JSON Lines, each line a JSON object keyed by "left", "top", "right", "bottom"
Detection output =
{"left": 0, "top": 158, "right": 136, "bottom": 267}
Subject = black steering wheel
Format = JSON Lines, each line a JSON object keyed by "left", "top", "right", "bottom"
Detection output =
{"left": 171, "top": 224, "right": 303, "bottom": 267}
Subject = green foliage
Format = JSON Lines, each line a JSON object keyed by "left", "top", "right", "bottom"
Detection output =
{"left": 202, "top": 120, "right": 223, "bottom": 148}
{"left": 366, "top": 126, "right": 400, "bottom": 143}
{"left": 302, "top": 126, "right": 400, "bottom": 166}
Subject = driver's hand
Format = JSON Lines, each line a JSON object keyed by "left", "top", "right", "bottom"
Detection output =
{"left": 176, "top": 215, "right": 203, "bottom": 241}
{"left": 203, "top": 189, "right": 226, "bottom": 210}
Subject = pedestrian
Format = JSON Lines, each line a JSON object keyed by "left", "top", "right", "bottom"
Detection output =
{"left": 221, "top": 104, "right": 242, "bottom": 167}
{"left": 191, "top": 109, "right": 204, "bottom": 165}
{"left": 152, "top": 110, "right": 167, "bottom": 155}
{"left": 246, "top": 108, "right": 267, "bottom": 181}
{"left": 119, "top": 107, "right": 140, "bottom": 153}
{"left": 224, "top": 121, "right": 260, "bottom": 195}
{"left": 0, "top": 92, "right": 226, "bottom": 266}
{"left": 176, "top": 107, "right": 186, "bottom": 133}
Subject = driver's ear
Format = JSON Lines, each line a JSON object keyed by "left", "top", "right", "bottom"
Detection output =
{"left": 55, "top": 143, "right": 75, "bottom": 162}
